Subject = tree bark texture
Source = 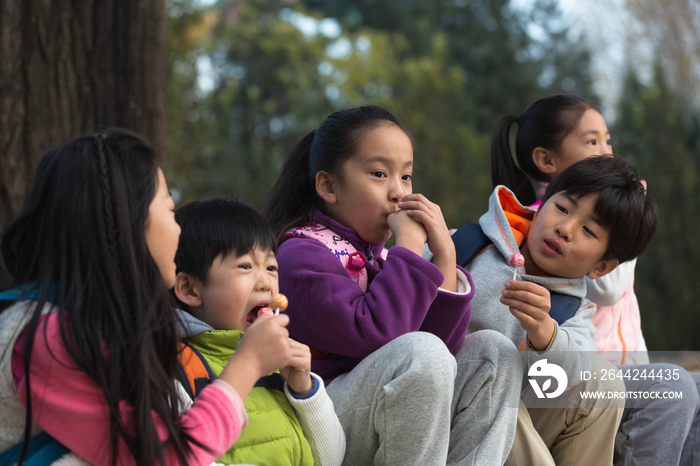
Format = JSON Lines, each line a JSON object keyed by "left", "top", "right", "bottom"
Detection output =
{"left": 0, "top": 0, "right": 166, "bottom": 228}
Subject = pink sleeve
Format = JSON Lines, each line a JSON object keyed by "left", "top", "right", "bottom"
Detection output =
{"left": 12, "top": 314, "right": 243, "bottom": 466}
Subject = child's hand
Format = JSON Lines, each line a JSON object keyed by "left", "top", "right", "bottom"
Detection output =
{"left": 218, "top": 313, "right": 292, "bottom": 401}
{"left": 280, "top": 339, "right": 313, "bottom": 396}
{"left": 397, "top": 193, "right": 453, "bottom": 256}
{"left": 388, "top": 209, "right": 427, "bottom": 255}
{"left": 239, "top": 313, "right": 293, "bottom": 375}
{"left": 500, "top": 280, "right": 556, "bottom": 351}
{"left": 397, "top": 193, "right": 457, "bottom": 291}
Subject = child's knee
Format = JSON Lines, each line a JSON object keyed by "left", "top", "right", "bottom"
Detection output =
{"left": 621, "top": 363, "right": 699, "bottom": 414}
{"left": 674, "top": 366, "right": 699, "bottom": 409}
{"left": 457, "top": 330, "right": 523, "bottom": 399}
{"left": 389, "top": 331, "right": 457, "bottom": 382}
{"left": 654, "top": 364, "right": 700, "bottom": 414}
{"left": 462, "top": 330, "right": 521, "bottom": 370}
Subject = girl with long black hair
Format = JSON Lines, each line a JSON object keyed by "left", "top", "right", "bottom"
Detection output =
{"left": 0, "top": 129, "right": 293, "bottom": 465}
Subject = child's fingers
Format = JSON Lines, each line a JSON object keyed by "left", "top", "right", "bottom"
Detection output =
{"left": 288, "top": 350, "right": 310, "bottom": 363}
{"left": 275, "top": 314, "right": 290, "bottom": 326}
{"left": 283, "top": 355, "right": 311, "bottom": 373}
{"left": 388, "top": 209, "right": 428, "bottom": 251}
{"left": 395, "top": 193, "right": 452, "bottom": 260}
{"left": 287, "top": 356, "right": 311, "bottom": 374}
{"left": 246, "top": 318, "right": 289, "bottom": 341}
{"left": 399, "top": 196, "right": 449, "bottom": 240}
{"left": 399, "top": 194, "right": 438, "bottom": 213}
{"left": 500, "top": 296, "right": 543, "bottom": 317}
{"left": 397, "top": 199, "right": 433, "bottom": 215}
{"left": 246, "top": 317, "right": 291, "bottom": 354}
{"left": 509, "top": 307, "right": 540, "bottom": 330}
{"left": 399, "top": 196, "right": 441, "bottom": 221}
{"left": 288, "top": 339, "right": 311, "bottom": 355}
{"left": 288, "top": 338, "right": 308, "bottom": 350}
{"left": 387, "top": 209, "right": 425, "bottom": 231}
{"left": 252, "top": 312, "right": 289, "bottom": 328}
{"left": 402, "top": 208, "right": 438, "bottom": 231}
{"left": 236, "top": 315, "right": 293, "bottom": 376}
{"left": 288, "top": 341, "right": 311, "bottom": 361}
{"left": 501, "top": 289, "right": 548, "bottom": 308}
{"left": 403, "top": 208, "right": 435, "bottom": 227}
{"left": 504, "top": 280, "right": 548, "bottom": 296}
{"left": 399, "top": 193, "right": 430, "bottom": 204}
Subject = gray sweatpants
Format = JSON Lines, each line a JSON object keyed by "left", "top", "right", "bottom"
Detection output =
{"left": 679, "top": 371, "right": 700, "bottom": 466}
{"left": 616, "top": 364, "right": 700, "bottom": 466}
{"left": 326, "top": 330, "right": 522, "bottom": 466}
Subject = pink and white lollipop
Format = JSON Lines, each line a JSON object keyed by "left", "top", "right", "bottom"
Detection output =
{"left": 508, "top": 253, "right": 525, "bottom": 280}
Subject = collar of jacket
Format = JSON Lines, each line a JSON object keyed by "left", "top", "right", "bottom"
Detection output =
{"left": 312, "top": 210, "right": 386, "bottom": 264}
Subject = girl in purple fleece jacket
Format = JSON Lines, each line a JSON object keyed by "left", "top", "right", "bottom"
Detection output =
{"left": 264, "top": 105, "right": 522, "bottom": 466}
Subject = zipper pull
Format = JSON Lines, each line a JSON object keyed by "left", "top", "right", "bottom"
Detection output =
{"left": 365, "top": 245, "right": 374, "bottom": 264}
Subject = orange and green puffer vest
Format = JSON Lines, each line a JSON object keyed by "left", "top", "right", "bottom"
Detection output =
{"left": 183, "top": 330, "right": 314, "bottom": 466}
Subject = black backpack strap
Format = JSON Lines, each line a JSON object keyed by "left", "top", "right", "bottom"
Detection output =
{"left": 450, "top": 224, "right": 580, "bottom": 325}
{"left": 451, "top": 223, "right": 493, "bottom": 268}
{"left": 549, "top": 292, "right": 581, "bottom": 325}
{"left": 254, "top": 373, "right": 286, "bottom": 392}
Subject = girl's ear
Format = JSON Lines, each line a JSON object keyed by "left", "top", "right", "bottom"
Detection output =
{"left": 532, "top": 147, "right": 558, "bottom": 178}
{"left": 174, "top": 272, "right": 204, "bottom": 307}
{"left": 587, "top": 258, "right": 620, "bottom": 280}
{"left": 315, "top": 171, "right": 337, "bottom": 204}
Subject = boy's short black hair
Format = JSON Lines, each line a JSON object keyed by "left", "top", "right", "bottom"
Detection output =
{"left": 174, "top": 198, "right": 277, "bottom": 283}
{"left": 541, "top": 155, "right": 658, "bottom": 263}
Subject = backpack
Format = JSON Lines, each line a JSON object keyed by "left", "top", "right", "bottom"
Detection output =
{"left": 177, "top": 342, "right": 217, "bottom": 400}
{"left": 450, "top": 223, "right": 580, "bottom": 325}
{"left": 0, "top": 432, "right": 70, "bottom": 466}
{"left": 0, "top": 289, "right": 71, "bottom": 466}
{"left": 176, "top": 341, "right": 285, "bottom": 400}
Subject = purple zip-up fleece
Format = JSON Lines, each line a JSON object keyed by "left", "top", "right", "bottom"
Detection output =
{"left": 277, "top": 211, "right": 474, "bottom": 383}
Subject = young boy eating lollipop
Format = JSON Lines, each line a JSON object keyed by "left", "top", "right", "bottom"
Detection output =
{"left": 172, "top": 198, "right": 345, "bottom": 466}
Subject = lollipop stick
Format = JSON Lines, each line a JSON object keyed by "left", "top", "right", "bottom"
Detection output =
{"left": 512, "top": 267, "right": 517, "bottom": 281}
{"left": 274, "top": 307, "right": 280, "bottom": 316}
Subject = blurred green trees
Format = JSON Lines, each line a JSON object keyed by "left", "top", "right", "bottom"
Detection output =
{"left": 166, "top": 0, "right": 592, "bottom": 223}
{"left": 165, "top": 0, "right": 700, "bottom": 350}
{"left": 167, "top": 0, "right": 335, "bottom": 206}
{"left": 300, "top": 0, "right": 594, "bottom": 224}
{"left": 613, "top": 67, "right": 700, "bottom": 351}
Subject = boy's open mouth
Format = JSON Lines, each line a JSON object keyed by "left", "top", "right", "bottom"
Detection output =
{"left": 246, "top": 305, "right": 266, "bottom": 325}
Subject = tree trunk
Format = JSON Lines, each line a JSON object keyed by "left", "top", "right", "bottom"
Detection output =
{"left": 0, "top": 0, "right": 166, "bottom": 229}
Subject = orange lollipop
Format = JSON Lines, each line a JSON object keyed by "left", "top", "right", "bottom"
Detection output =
{"left": 270, "top": 293, "right": 288, "bottom": 315}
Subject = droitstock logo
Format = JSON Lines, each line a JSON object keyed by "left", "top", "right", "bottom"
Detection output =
{"left": 528, "top": 359, "right": 568, "bottom": 399}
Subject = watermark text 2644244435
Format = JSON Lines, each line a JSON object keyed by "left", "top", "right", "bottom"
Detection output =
{"left": 581, "top": 366, "right": 681, "bottom": 382}
{"left": 522, "top": 351, "right": 695, "bottom": 409}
